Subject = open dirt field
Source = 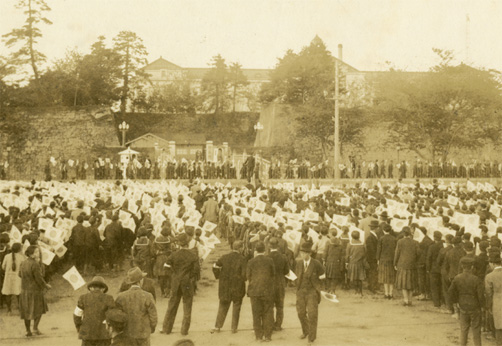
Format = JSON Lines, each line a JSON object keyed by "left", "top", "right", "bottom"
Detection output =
{"left": 0, "top": 242, "right": 493, "bottom": 346}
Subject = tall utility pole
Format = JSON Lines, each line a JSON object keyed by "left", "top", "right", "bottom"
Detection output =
{"left": 333, "top": 44, "right": 342, "bottom": 180}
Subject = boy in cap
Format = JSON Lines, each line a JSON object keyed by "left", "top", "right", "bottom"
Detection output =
{"left": 73, "top": 276, "right": 115, "bottom": 346}
{"left": 105, "top": 308, "right": 132, "bottom": 346}
{"left": 449, "top": 257, "right": 485, "bottom": 346}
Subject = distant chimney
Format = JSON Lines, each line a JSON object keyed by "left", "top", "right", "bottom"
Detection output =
{"left": 338, "top": 44, "right": 343, "bottom": 62}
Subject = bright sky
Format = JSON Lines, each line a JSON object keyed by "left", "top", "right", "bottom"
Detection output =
{"left": 1, "top": 0, "right": 502, "bottom": 72}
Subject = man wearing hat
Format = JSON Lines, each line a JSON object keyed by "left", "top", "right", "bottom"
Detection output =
{"left": 247, "top": 241, "right": 275, "bottom": 342}
{"left": 365, "top": 223, "right": 379, "bottom": 293}
{"left": 363, "top": 219, "right": 379, "bottom": 241}
{"left": 73, "top": 276, "right": 115, "bottom": 346}
{"left": 485, "top": 256, "right": 502, "bottom": 346}
{"left": 201, "top": 191, "right": 219, "bottom": 225}
{"left": 445, "top": 237, "right": 467, "bottom": 285}
{"left": 161, "top": 233, "right": 200, "bottom": 336}
{"left": 295, "top": 241, "right": 325, "bottom": 346}
{"left": 211, "top": 240, "right": 247, "bottom": 334}
{"left": 104, "top": 214, "right": 123, "bottom": 272}
{"left": 115, "top": 267, "right": 157, "bottom": 346}
{"left": 437, "top": 234, "right": 455, "bottom": 314}
{"left": 448, "top": 257, "right": 485, "bottom": 346}
{"left": 427, "top": 231, "right": 444, "bottom": 309}
{"left": 268, "top": 237, "right": 290, "bottom": 331}
{"left": 417, "top": 227, "right": 433, "bottom": 301}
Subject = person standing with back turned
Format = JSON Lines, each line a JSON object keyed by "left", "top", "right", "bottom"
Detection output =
{"left": 246, "top": 241, "right": 275, "bottom": 342}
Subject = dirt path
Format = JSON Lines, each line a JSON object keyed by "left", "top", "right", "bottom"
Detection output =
{"left": 0, "top": 243, "right": 494, "bottom": 346}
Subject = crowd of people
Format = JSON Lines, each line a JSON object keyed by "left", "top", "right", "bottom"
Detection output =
{"left": 43, "top": 156, "right": 240, "bottom": 181}
{"left": 340, "top": 158, "right": 502, "bottom": 180}
{"left": 38, "top": 154, "right": 502, "bottom": 184}
{"left": 0, "top": 178, "right": 502, "bottom": 345}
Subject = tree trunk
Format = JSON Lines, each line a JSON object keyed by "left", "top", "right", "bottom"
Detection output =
{"left": 121, "top": 46, "right": 130, "bottom": 115}
{"left": 215, "top": 84, "right": 220, "bottom": 114}
{"left": 28, "top": 0, "right": 40, "bottom": 82}
{"left": 233, "top": 85, "right": 236, "bottom": 113}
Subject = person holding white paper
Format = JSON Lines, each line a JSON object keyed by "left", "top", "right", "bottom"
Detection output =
{"left": 1, "top": 242, "right": 24, "bottom": 314}
{"left": 19, "top": 245, "right": 51, "bottom": 337}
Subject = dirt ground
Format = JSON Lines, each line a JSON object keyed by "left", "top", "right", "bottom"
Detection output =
{"left": 0, "top": 242, "right": 495, "bottom": 346}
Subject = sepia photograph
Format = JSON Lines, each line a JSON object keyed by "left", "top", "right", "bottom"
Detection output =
{"left": 1, "top": 0, "right": 502, "bottom": 345}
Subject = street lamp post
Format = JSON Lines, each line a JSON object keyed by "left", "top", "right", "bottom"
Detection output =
{"left": 254, "top": 122, "right": 264, "bottom": 132}
{"left": 397, "top": 145, "right": 401, "bottom": 163}
{"left": 253, "top": 122, "right": 264, "bottom": 183}
{"left": 119, "top": 121, "right": 130, "bottom": 147}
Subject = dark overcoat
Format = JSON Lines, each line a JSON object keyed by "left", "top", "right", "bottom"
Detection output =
{"left": 215, "top": 250, "right": 247, "bottom": 301}
{"left": 246, "top": 254, "right": 275, "bottom": 298}
{"left": 74, "top": 290, "right": 115, "bottom": 340}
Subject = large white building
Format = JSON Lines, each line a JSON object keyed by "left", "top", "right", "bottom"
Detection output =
{"left": 142, "top": 57, "right": 271, "bottom": 112}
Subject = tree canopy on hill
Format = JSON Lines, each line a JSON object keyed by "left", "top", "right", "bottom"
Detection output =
{"left": 370, "top": 49, "right": 502, "bottom": 161}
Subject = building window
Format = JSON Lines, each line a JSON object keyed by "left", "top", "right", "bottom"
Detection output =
{"left": 176, "top": 148, "right": 188, "bottom": 155}
{"left": 190, "top": 148, "right": 199, "bottom": 155}
{"left": 161, "top": 70, "right": 167, "bottom": 79}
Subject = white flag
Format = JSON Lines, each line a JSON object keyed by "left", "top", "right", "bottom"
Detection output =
{"left": 40, "top": 247, "right": 56, "bottom": 266}
{"left": 62, "top": 266, "right": 86, "bottom": 290}
{"left": 202, "top": 221, "right": 217, "bottom": 233}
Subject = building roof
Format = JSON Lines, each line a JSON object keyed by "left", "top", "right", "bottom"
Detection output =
{"left": 185, "top": 67, "right": 271, "bottom": 81}
{"left": 152, "top": 131, "right": 207, "bottom": 145}
{"left": 143, "top": 57, "right": 182, "bottom": 71}
{"left": 143, "top": 57, "right": 272, "bottom": 81}
{"left": 126, "top": 132, "right": 207, "bottom": 146}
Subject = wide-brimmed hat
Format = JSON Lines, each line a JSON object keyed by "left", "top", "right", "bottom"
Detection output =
{"left": 300, "top": 241, "right": 313, "bottom": 253}
{"left": 369, "top": 220, "right": 379, "bottom": 228}
{"left": 87, "top": 276, "right": 108, "bottom": 293}
{"left": 125, "top": 267, "right": 146, "bottom": 285}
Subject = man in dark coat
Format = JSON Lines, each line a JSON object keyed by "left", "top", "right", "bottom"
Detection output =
{"left": 247, "top": 241, "right": 275, "bottom": 342}
{"left": 115, "top": 267, "right": 157, "bottom": 346}
{"left": 161, "top": 233, "right": 200, "bottom": 336}
{"left": 104, "top": 214, "right": 123, "bottom": 272}
{"left": 427, "top": 231, "right": 444, "bottom": 308}
{"left": 445, "top": 237, "right": 467, "bottom": 283}
{"left": 73, "top": 276, "right": 115, "bottom": 346}
{"left": 437, "top": 234, "right": 455, "bottom": 314}
{"left": 119, "top": 275, "right": 157, "bottom": 302}
{"left": 417, "top": 227, "right": 434, "bottom": 300}
{"left": 70, "top": 215, "right": 87, "bottom": 272}
{"left": 268, "top": 237, "right": 290, "bottom": 331}
{"left": 365, "top": 227, "right": 378, "bottom": 293}
{"left": 449, "top": 257, "right": 485, "bottom": 346}
{"left": 211, "top": 240, "right": 247, "bottom": 334}
{"left": 244, "top": 155, "right": 255, "bottom": 183}
{"left": 295, "top": 241, "right": 325, "bottom": 346}
{"left": 444, "top": 236, "right": 467, "bottom": 316}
